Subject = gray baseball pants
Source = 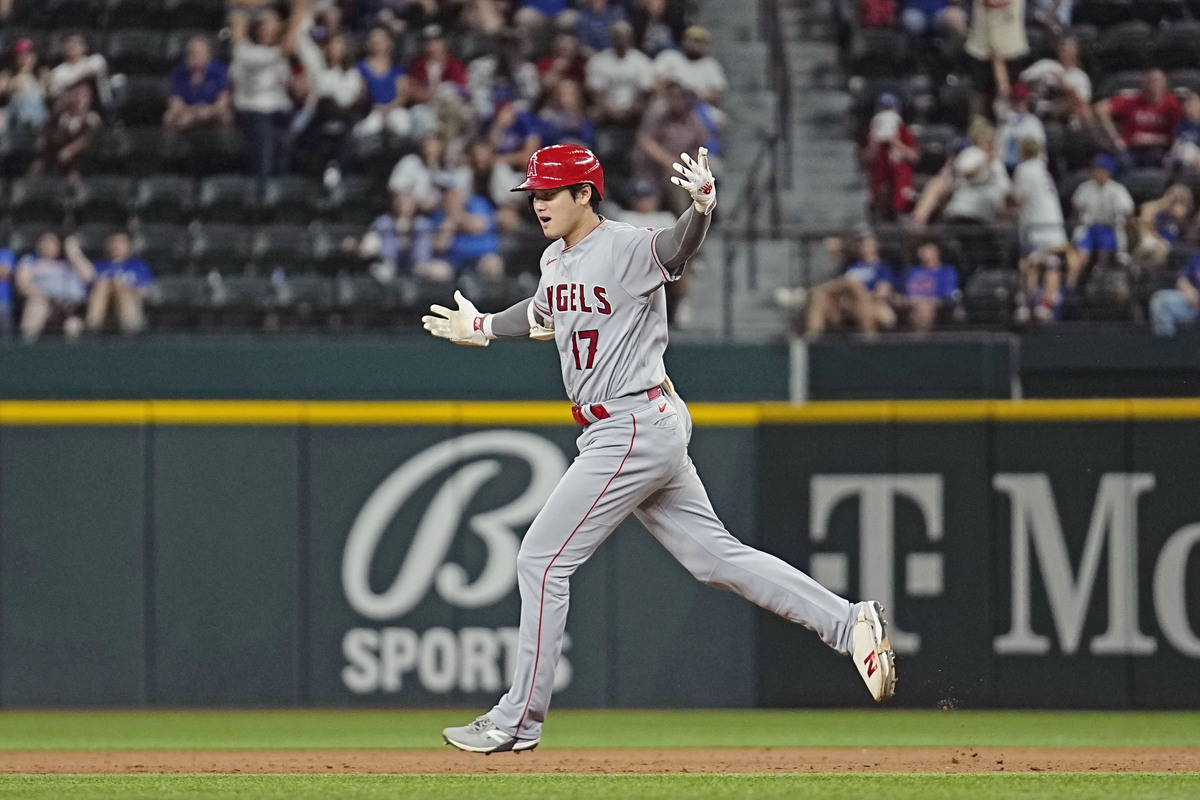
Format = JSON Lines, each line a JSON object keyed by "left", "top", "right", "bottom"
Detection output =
{"left": 488, "top": 390, "right": 856, "bottom": 741}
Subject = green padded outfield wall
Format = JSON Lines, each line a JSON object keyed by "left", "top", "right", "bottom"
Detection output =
{"left": 1, "top": 400, "right": 1198, "bottom": 709}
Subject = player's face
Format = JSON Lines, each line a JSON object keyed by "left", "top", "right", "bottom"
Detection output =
{"left": 530, "top": 188, "right": 590, "bottom": 240}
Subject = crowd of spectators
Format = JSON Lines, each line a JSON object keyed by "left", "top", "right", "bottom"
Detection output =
{"left": 813, "top": 0, "right": 1200, "bottom": 338}
{"left": 0, "top": 0, "right": 719, "bottom": 339}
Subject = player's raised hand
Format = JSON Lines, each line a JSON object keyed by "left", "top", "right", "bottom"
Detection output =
{"left": 670, "top": 147, "right": 716, "bottom": 215}
{"left": 422, "top": 290, "right": 490, "bottom": 346}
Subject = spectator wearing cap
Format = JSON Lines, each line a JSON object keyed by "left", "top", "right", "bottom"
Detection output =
{"left": 1065, "top": 154, "right": 1135, "bottom": 290}
{"left": 964, "top": 0, "right": 1029, "bottom": 104}
{"left": 84, "top": 232, "right": 153, "bottom": 335}
{"left": 0, "top": 38, "right": 48, "bottom": 139}
{"left": 14, "top": 232, "right": 95, "bottom": 343}
{"left": 900, "top": 0, "right": 968, "bottom": 39}
{"left": 47, "top": 33, "right": 111, "bottom": 107}
{"left": 914, "top": 114, "right": 1011, "bottom": 226}
{"left": 864, "top": 92, "right": 918, "bottom": 222}
{"left": 229, "top": 0, "right": 308, "bottom": 180}
{"left": 1019, "top": 36, "right": 1091, "bottom": 125}
{"left": 633, "top": 78, "right": 710, "bottom": 215}
{"left": 1096, "top": 69, "right": 1182, "bottom": 170}
{"left": 1150, "top": 251, "right": 1200, "bottom": 336}
{"left": 165, "top": 36, "right": 234, "bottom": 134}
{"left": 613, "top": 178, "right": 675, "bottom": 229}
{"left": 537, "top": 79, "right": 596, "bottom": 147}
{"left": 902, "top": 242, "right": 960, "bottom": 332}
{"left": 634, "top": 0, "right": 685, "bottom": 58}
{"left": 586, "top": 21, "right": 654, "bottom": 127}
{"left": 574, "top": 0, "right": 630, "bottom": 57}
{"left": 653, "top": 27, "right": 726, "bottom": 107}
{"left": 995, "top": 82, "right": 1044, "bottom": 172}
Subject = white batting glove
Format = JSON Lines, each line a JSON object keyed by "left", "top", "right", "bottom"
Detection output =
{"left": 671, "top": 147, "right": 716, "bottom": 215}
{"left": 423, "top": 290, "right": 490, "bottom": 346}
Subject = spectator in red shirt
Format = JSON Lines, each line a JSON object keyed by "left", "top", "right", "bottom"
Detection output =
{"left": 1096, "top": 69, "right": 1182, "bottom": 169}
{"left": 407, "top": 25, "right": 468, "bottom": 106}
{"left": 536, "top": 32, "right": 587, "bottom": 99}
{"left": 863, "top": 93, "right": 918, "bottom": 222}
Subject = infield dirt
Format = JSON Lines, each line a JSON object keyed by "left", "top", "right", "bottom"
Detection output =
{"left": 3, "top": 748, "right": 1197, "bottom": 775}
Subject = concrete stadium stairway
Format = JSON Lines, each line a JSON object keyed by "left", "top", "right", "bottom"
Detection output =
{"left": 680, "top": 0, "right": 863, "bottom": 343}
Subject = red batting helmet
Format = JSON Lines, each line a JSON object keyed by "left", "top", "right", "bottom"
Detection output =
{"left": 510, "top": 144, "right": 605, "bottom": 200}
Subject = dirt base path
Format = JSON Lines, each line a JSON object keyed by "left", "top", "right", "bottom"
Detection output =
{"left": 3, "top": 748, "right": 1198, "bottom": 775}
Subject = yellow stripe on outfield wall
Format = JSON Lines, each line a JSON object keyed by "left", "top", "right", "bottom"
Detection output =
{"left": 3, "top": 398, "right": 1200, "bottom": 426}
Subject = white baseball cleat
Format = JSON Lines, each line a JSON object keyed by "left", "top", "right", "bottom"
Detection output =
{"left": 442, "top": 715, "right": 540, "bottom": 754}
{"left": 851, "top": 601, "right": 897, "bottom": 701}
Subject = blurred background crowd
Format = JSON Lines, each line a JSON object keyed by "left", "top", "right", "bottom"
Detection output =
{"left": 774, "top": 0, "right": 1200, "bottom": 339}
{"left": 0, "top": 0, "right": 717, "bottom": 340}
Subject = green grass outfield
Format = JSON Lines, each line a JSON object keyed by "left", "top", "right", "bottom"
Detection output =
{"left": 1, "top": 708, "right": 1199, "bottom": 750}
{"left": 1, "top": 710, "right": 1198, "bottom": 799}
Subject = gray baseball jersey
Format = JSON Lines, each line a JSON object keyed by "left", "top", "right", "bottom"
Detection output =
{"left": 530, "top": 218, "right": 671, "bottom": 405}
{"left": 482, "top": 211, "right": 860, "bottom": 743}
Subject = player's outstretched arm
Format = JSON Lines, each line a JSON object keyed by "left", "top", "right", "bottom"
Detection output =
{"left": 655, "top": 147, "right": 716, "bottom": 278}
{"left": 423, "top": 293, "right": 553, "bottom": 346}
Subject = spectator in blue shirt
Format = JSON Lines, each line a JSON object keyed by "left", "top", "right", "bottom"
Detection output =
{"left": 903, "top": 241, "right": 960, "bottom": 332}
{"left": 428, "top": 193, "right": 504, "bottom": 280}
{"left": 900, "top": 0, "right": 967, "bottom": 38}
{"left": 1150, "top": 252, "right": 1200, "bottom": 337}
{"left": 164, "top": 36, "right": 233, "bottom": 134}
{"left": 574, "top": 0, "right": 630, "bottom": 57}
{"left": 536, "top": 79, "right": 596, "bottom": 147}
{"left": 486, "top": 91, "right": 542, "bottom": 171}
{"left": 0, "top": 247, "right": 14, "bottom": 338}
{"left": 354, "top": 26, "right": 432, "bottom": 140}
{"left": 84, "top": 232, "right": 153, "bottom": 335}
{"left": 806, "top": 235, "right": 898, "bottom": 338}
{"left": 14, "top": 232, "right": 95, "bottom": 343}
{"left": 1169, "top": 91, "right": 1200, "bottom": 170}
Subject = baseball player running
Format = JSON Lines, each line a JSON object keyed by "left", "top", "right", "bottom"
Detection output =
{"left": 425, "top": 144, "right": 896, "bottom": 754}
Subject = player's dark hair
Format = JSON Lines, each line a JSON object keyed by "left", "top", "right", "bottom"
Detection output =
{"left": 568, "top": 183, "right": 601, "bottom": 212}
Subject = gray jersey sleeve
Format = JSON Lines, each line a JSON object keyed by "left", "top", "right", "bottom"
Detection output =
{"left": 652, "top": 206, "right": 712, "bottom": 277}
{"left": 487, "top": 298, "right": 541, "bottom": 337}
{"left": 613, "top": 207, "right": 712, "bottom": 297}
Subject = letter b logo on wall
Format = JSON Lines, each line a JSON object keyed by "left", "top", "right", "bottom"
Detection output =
{"left": 341, "top": 431, "right": 568, "bottom": 620}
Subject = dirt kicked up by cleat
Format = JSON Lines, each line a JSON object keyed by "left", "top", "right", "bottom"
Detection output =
{"left": 852, "top": 600, "right": 897, "bottom": 701}
{"left": 442, "top": 715, "right": 540, "bottom": 755}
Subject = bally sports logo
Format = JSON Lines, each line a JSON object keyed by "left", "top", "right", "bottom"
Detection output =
{"left": 339, "top": 431, "right": 569, "bottom": 695}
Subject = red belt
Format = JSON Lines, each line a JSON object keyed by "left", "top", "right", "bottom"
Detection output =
{"left": 572, "top": 386, "right": 664, "bottom": 427}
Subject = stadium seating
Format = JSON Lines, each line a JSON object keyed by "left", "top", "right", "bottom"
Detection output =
{"left": 75, "top": 176, "right": 135, "bottom": 226}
